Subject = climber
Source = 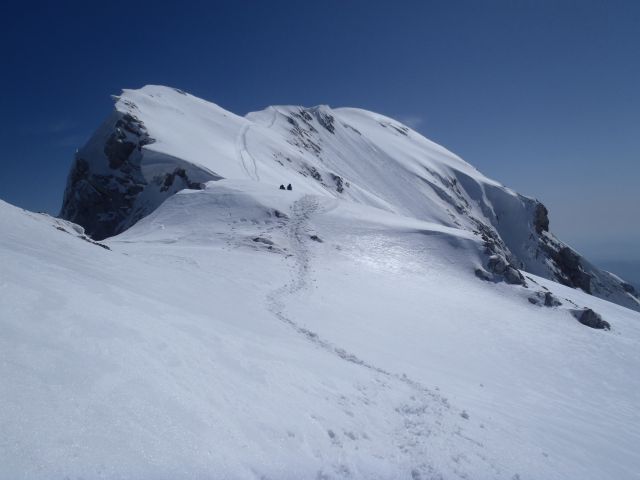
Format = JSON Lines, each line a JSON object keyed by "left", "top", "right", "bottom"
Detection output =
{"left": 279, "top": 184, "right": 285, "bottom": 190}
{"left": 286, "top": 183, "right": 292, "bottom": 191}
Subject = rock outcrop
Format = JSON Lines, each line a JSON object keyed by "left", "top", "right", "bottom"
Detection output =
{"left": 573, "top": 308, "right": 611, "bottom": 330}
{"left": 60, "top": 101, "right": 217, "bottom": 240}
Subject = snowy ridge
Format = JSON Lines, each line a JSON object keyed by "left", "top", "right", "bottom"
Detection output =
{"left": 2, "top": 85, "right": 640, "bottom": 478}
{"left": 60, "top": 85, "right": 639, "bottom": 310}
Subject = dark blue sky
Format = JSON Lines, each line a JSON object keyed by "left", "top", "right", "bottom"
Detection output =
{"left": 1, "top": 0, "right": 638, "bottom": 280}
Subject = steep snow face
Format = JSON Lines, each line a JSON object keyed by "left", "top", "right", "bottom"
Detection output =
{"left": 60, "top": 85, "right": 639, "bottom": 311}
{"left": 3, "top": 192, "right": 640, "bottom": 479}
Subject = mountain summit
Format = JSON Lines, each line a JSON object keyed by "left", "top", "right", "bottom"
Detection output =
{"left": 2, "top": 86, "right": 639, "bottom": 479}
{"left": 61, "top": 85, "right": 639, "bottom": 311}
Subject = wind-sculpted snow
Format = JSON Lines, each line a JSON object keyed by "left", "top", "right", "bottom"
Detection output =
{"left": 60, "top": 85, "right": 638, "bottom": 310}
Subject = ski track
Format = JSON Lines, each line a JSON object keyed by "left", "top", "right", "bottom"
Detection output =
{"left": 266, "top": 195, "right": 502, "bottom": 479}
{"left": 236, "top": 122, "right": 260, "bottom": 181}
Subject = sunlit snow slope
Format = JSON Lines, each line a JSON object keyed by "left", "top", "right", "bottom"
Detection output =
{"left": 3, "top": 184, "right": 640, "bottom": 479}
{"left": 60, "top": 85, "right": 639, "bottom": 311}
{"left": 2, "top": 85, "right": 639, "bottom": 479}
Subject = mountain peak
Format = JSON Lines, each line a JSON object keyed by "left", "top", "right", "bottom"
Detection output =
{"left": 59, "top": 86, "right": 639, "bottom": 311}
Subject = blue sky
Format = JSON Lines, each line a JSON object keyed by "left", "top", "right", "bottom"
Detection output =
{"left": 1, "top": 0, "right": 638, "bottom": 281}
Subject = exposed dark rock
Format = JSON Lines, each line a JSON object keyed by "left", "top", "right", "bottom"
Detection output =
{"left": 82, "top": 236, "right": 111, "bottom": 250}
{"left": 53, "top": 223, "right": 111, "bottom": 250}
{"left": 473, "top": 216, "right": 526, "bottom": 286}
{"left": 504, "top": 266, "right": 525, "bottom": 285}
{"left": 379, "top": 121, "right": 409, "bottom": 136}
{"left": 529, "top": 290, "right": 562, "bottom": 307}
{"left": 543, "top": 291, "right": 562, "bottom": 307}
{"left": 309, "top": 235, "right": 323, "bottom": 243}
{"left": 160, "top": 168, "right": 203, "bottom": 192}
{"left": 534, "top": 229, "right": 639, "bottom": 310}
{"left": 422, "top": 176, "right": 468, "bottom": 215}
{"left": 287, "top": 109, "right": 325, "bottom": 154}
{"left": 488, "top": 254, "right": 508, "bottom": 275}
{"left": 314, "top": 109, "right": 335, "bottom": 134}
{"left": 483, "top": 245, "right": 525, "bottom": 285}
{"left": 103, "top": 114, "right": 154, "bottom": 170}
{"left": 60, "top": 112, "right": 153, "bottom": 240}
{"left": 60, "top": 161, "right": 148, "bottom": 240}
{"left": 104, "top": 133, "right": 136, "bottom": 169}
{"left": 330, "top": 173, "right": 344, "bottom": 193}
{"left": 59, "top": 108, "right": 216, "bottom": 240}
{"left": 291, "top": 108, "right": 314, "bottom": 124}
{"left": 554, "top": 247, "right": 592, "bottom": 294}
{"left": 306, "top": 165, "right": 323, "bottom": 182}
{"left": 573, "top": 308, "right": 610, "bottom": 330}
{"left": 533, "top": 202, "right": 549, "bottom": 234}
{"left": 288, "top": 119, "right": 322, "bottom": 154}
{"left": 69, "top": 157, "right": 90, "bottom": 185}
{"left": 343, "top": 123, "right": 361, "bottom": 135}
{"left": 390, "top": 124, "right": 409, "bottom": 136}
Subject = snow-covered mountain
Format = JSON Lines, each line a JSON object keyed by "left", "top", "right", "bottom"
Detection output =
{"left": 60, "top": 85, "right": 639, "bottom": 311}
{"left": 2, "top": 86, "right": 640, "bottom": 479}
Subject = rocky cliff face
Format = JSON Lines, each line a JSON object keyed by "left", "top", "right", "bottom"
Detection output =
{"left": 61, "top": 112, "right": 150, "bottom": 240}
{"left": 466, "top": 184, "right": 638, "bottom": 310}
{"left": 59, "top": 85, "right": 639, "bottom": 311}
{"left": 60, "top": 96, "right": 218, "bottom": 240}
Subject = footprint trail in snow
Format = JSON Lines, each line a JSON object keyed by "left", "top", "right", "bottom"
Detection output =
{"left": 266, "top": 195, "right": 511, "bottom": 479}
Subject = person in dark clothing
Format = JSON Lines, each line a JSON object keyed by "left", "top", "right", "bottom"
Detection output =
{"left": 279, "top": 184, "right": 285, "bottom": 190}
{"left": 286, "top": 184, "right": 292, "bottom": 191}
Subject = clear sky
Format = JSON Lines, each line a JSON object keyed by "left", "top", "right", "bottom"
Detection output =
{"left": 1, "top": 0, "right": 638, "bottom": 282}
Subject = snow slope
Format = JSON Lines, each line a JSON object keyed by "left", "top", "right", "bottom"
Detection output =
{"left": 3, "top": 181, "right": 640, "bottom": 479}
{"left": 2, "top": 85, "right": 639, "bottom": 478}
{"left": 60, "top": 85, "right": 639, "bottom": 311}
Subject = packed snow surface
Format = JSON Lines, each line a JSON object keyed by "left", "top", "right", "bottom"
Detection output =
{"left": 2, "top": 86, "right": 640, "bottom": 479}
{"left": 3, "top": 187, "right": 640, "bottom": 479}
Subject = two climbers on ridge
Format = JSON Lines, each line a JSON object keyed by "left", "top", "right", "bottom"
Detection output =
{"left": 279, "top": 184, "right": 293, "bottom": 191}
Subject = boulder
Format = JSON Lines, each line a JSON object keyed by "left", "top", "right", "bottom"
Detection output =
{"left": 543, "top": 291, "right": 562, "bottom": 307}
{"left": 573, "top": 308, "right": 610, "bottom": 330}
{"left": 529, "top": 291, "right": 562, "bottom": 307}
{"left": 504, "top": 266, "right": 525, "bottom": 285}
{"left": 488, "top": 254, "right": 508, "bottom": 274}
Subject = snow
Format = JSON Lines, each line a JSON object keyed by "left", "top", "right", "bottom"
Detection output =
{"left": 64, "top": 85, "right": 638, "bottom": 309}
{"left": 2, "top": 85, "right": 640, "bottom": 478}
{"left": 2, "top": 183, "right": 640, "bottom": 478}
